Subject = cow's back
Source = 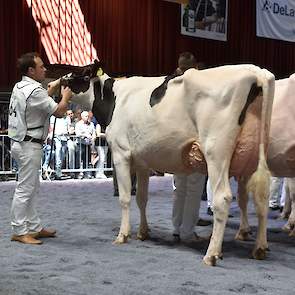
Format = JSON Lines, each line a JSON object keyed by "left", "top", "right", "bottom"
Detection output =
{"left": 107, "top": 67, "right": 266, "bottom": 175}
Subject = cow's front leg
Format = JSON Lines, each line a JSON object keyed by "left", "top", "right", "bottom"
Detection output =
{"left": 136, "top": 169, "right": 150, "bottom": 240}
{"left": 203, "top": 168, "right": 232, "bottom": 266}
{"left": 113, "top": 162, "right": 132, "bottom": 244}
{"left": 235, "top": 177, "right": 252, "bottom": 241}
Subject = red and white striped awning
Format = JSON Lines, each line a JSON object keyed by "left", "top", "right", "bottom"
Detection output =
{"left": 26, "top": 0, "right": 98, "bottom": 66}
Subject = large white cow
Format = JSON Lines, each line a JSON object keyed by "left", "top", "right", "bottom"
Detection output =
{"left": 47, "top": 62, "right": 275, "bottom": 266}
{"left": 236, "top": 74, "right": 295, "bottom": 240}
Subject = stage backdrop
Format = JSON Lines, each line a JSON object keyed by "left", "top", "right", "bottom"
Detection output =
{"left": 257, "top": 0, "right": 295, "bottom": 42}
{"left": 181, "top": 0, "right": 228, "bottom": 41}
{"left": 1, "top": 0, "right": 295, "bottom": 90}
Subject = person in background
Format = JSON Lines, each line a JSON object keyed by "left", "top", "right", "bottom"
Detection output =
{"left": 41, "top": 125, "right": 55, "bottom": 180}
{"left": 93, "top": 122, "right": 108, "bottom": 179}
{"left": 74, "top": 108, "right": 82, "bottom": 123}
{"left": 8, "top": 52, "right": 72, "bottom": 244}
{"left": 269, "top": 177, "right": 285, "bottom": 211}
{"left": 172, "top": 52, "right": 211, "bottom": 243}
{"left": 66, "top": 109, "right": 77, "bottom": 178}
{"left": 75, "top": 111, "right": 96, "bottom": 179}
{"left": 51, "top": 114, "right": 69, "bottom": 180}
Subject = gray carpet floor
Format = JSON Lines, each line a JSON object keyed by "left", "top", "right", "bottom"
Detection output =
{"left": 0, "top": 175, "right": 294, "bottom": 295}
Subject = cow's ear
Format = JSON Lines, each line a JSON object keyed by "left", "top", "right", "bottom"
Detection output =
{"left": 95, "top": 59, "right": 105, "bottom": 68}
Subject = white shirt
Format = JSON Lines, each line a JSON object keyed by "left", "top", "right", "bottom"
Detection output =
{"left": 75, "top": 120, "right": 95, "bottom": 144}
{"left": 50, "top": 116, "right": 69, "bottom": 141}
{"left": 8, "top": 76, "right": 58, "bottom": 141}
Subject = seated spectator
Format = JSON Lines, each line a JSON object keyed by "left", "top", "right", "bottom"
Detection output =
{"left": 75, "top": 111, "right": 96, "bottom": 179}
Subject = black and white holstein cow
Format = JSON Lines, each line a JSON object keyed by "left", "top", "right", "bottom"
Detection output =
{"left": 47, "top": 61, "right": 275, "bottom": 266}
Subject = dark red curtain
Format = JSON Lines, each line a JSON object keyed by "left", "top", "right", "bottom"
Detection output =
{"left": 0, "top": 0, "right": 48, "bottom": 90}
{"left": 1, "top": 0, "right": 295, "bottom": 90}
{"left": 79, "top": 0, "right": 295, "bottom": 78}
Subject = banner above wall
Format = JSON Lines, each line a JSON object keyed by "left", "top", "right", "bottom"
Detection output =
{"left": 256, "top": 0, "right": 295, "bottom": 42}
{"left": 180, "top": 0, "right": 228, "bottom": 42}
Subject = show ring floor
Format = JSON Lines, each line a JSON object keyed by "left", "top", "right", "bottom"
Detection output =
{"left": 0, "top": 175, "right": 294, "bottom": 295}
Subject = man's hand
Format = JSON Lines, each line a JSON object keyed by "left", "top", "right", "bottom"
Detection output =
{"left": 62, "top": 87, "right": 72, "bottom": 102}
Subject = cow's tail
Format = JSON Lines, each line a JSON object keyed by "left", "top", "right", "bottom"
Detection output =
{"left": 246, "top": 68, "right": 275, "bottom": 199}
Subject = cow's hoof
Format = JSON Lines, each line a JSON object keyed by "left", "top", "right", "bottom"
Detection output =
{"left": 235, "top": 229, "right": 252, "bottom": 241}
{"left": 289, "top": 229, "right": 295, "bottom": 237}
{"left": 203, "top": 255, "right": 218, "bottom": 266}
{"left": 112, "top": 233, "right": 128, "bottom": 245}
{"left": 252, "top": 248, "right": 267, "bottom": 260}
{"left": 136, "top": 231, "right": 149, "bottom": 241}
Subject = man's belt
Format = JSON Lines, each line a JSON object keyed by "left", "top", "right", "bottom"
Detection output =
{"left": 23, "top": 135, "right": 43, "bottom": 144}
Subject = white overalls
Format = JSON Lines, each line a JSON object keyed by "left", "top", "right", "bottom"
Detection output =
{"left": 8, "top": 76, "right": 57, "bottom": 235}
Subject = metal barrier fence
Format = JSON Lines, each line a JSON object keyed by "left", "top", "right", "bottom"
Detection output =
{"left": 0, "top": 134, "right": 113, "bottom": 180}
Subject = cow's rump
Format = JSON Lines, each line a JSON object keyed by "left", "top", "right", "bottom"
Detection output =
{"left": 268, "top": 75, "right": 295, "bottom": 177}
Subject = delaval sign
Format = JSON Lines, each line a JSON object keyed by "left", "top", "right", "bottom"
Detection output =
{"left": 257, "top": 0, "right": 295, "bottom": 42}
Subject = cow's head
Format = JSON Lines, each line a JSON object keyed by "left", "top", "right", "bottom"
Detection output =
{"left": 46, "top": 60, "right": 116, "bottom": 129}
{"left": 46, "top": 59, "right": 103, "bottom": 94}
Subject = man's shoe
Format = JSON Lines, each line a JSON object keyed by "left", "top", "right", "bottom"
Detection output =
{"left": 30, "top": 228, "right": 56, "bottom": 238}
{"left": 11, "top": 234, "right": 43, "bottom": 245}
{"left": 197, "top": 218, "right": 212, "bottom": 226}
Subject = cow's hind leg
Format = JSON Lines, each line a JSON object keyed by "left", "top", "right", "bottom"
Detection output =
{"left": 113, "top": 162, "right": 132, "bottom": 244}
{"left": 136, "top": 169, "right": 150, "bottom": 240}
{"left": 203, "top": 163, "right": 232, "bottom": 266}
{"left": 247, "top": 148, "right": 271, "bottom": 260}
{"left": 235, "top": 177, "right": 252, "bottom": 241}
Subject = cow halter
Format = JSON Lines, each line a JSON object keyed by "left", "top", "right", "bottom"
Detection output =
{"left": 96, "top": 67, "right": 104, "bottom": 77}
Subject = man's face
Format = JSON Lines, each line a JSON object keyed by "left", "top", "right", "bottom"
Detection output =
{"left": 67, "top": 110, "right": 74, "bottom": 119}
{"left": 81, "top": 113, "right": 89, "bottom": 123}
{"left": 28, "top": 57, "right": 46, "bottom": 82}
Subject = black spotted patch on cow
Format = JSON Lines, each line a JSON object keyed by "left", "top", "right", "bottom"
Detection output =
{"left": 238, "top": 83, "right": 262, "bottom": 125}
{"left": 93, "top": 78, "right": 115, "bottom": 129}
{"left": 150, "top": 73, "right": 179, "bottom": 107}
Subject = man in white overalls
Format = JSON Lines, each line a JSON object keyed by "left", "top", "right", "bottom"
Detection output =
{"left": 8, "top": 52, "right": 72, "bottom": 244}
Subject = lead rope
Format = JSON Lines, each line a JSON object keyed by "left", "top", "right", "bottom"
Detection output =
{"left": 45, "top": 82, "right": 61, "bottom": 180}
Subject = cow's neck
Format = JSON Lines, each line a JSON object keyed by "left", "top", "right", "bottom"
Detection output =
{"left": 92, "top": 73, "right": 116, "bottom": 129}
{"left": 70, "top": 77, "right": 98, "bottom": 110}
